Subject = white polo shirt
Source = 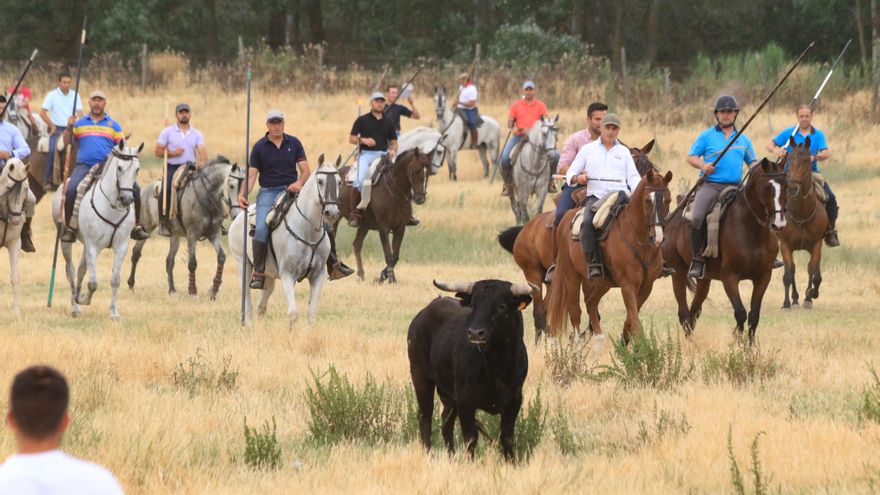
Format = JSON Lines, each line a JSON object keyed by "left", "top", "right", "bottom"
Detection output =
{"left": 458, "top": 85, "right": 478, "bottom": 107}
{"left": 0, "top": 450, "right": 123, "bottom": 495}
{"left": 40, "top": 88, "right": 84, "bottom": 127}
{"left": 565, "top": 139, "right": 641, "bottom": 199}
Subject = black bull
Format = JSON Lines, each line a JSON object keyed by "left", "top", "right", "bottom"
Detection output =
{"left": 407, "top": 279, "right": 533, "bottom": 461}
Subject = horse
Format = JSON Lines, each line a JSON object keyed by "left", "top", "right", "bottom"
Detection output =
{"left": 661, "top": 158, "right": 787, "bottom": 344}
{"left": 51, "top": 141, "right": 144, "bottom": 320}
{"left": 433, "top": 86, "right": 501, "bottom": 180}
{"left": 3, "top": 96, "right": 55, "bottom": 202}
{"left": 127, "top": 157, "right": 244, "bottom": 299}
{"left": 229, "top": 154, "right": 341, "bottom": 328}
{"left": 778, "top": 138, "right": 828, "bottom": 310}
{"left": 508, "top": 115, "right": 559, "bottom": 225}
{"left": 0, "top": 159, "right": 31, "bottom": 315}
{"left": 497, "top": 140, "right": 659, "bottom": 343}
{"left": 546, "top": 169, "right": 673, "bottom": 344}
{"left": 336, "top": 148, "right": 432, "bottom": 283}
{"left": 397, "top": 127, "right": 447, "bottom": 175}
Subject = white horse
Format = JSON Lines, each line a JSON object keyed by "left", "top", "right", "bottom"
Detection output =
{"left": 3, "top": 96, "right": 46, "bottom": 140}
{"left": 433, "top": 87, "right": 501, "bottom": 180}
{"left": 230, "top": 154, "right": 342, "bottom": 328}
{"left": 51, "top": 141, "right": 144, "bottom": 320}
{"left": 510, "top": 115, "right": 559, "bottom": 225}
{"left": 0, "top": 159, "right": 30, "bottom": 315}
{"left": 398, "top": 127, "right": 447, "bottom": 175}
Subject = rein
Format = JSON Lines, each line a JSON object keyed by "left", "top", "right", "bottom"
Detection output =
{"left": 784, "top": 154, "right": 818, "bottom": 227}
{"left": 90, "top": 153, "right": 138, "bottom": 246}
{"left": 0, "top": 176, "right": 27, "bottom": 246}
{"left": 740, "top": 168, "right": 786, "bottom": 228}
{"left": 279, "top": 168, "right": 339, "bottom": 282}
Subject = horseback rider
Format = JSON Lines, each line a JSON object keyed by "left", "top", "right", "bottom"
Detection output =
{"left": 500, "top": 80, "right": 549, "bottom": 197}
{"left": 39, "top": 73, "right": 84, "bottom": 189}
{"left": 155, "top": 102, "right": 207, "bottom": 237}
{"left": 348, "top": 92, "right": 398, "bottom": 228}
{"left": 60, "top": 90, "right": 151, "bottom": 243}
{"left": 686, "top": 95, "right": 758, "bottom": 279}
{"left": 457, "top": 72, "right": 479, "bottom": 148}
{"left": 767, "top": 104, "right": 838, "bottom": 247}
{"left": 6, "top": 79, "right": 39, "bottom": 134}
{"left": 238, "top": 109, "right": 354, "bottom": 289}
{"left": 0, "top": 95, "right": 36, "bottom": 252}
{"left": 565, "top": 113, "right": 641, "bottom": 278}
{"left": 383, "top": 84, "right": 420, "bottom": 138}
{"left": 554, "top": 102, "right": 608, "bottom": 226}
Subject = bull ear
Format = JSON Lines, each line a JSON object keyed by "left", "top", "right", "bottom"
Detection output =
{"left": 641, "top": 139, "right": 655, "bottom": 155}
{"left": 514, "top": 294, "right": 532, "bottom": 311}
{"left": 456, "top": 292, "right": 473, "bottom": 307}
{"left": 664, "top": 170, "right": 673, "bottom": 183}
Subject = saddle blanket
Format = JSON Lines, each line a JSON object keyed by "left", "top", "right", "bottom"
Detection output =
{"left": 570, "top": 191, "right": 627, "bottom": 241}
{"left": 345, "top": 155, "right": 387, "bottom": 209}
{"left": 246, "top": 191, "right": 295, "bottom": 231}
{"left": 813, "top": 172, "right": 827, "bottom": 203}
{"left": 682, "top": 185, "right": 738, "bottom": 258}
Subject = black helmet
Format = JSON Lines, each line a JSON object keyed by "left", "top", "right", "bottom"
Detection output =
{"left": 714, "top": 95, "right": 739, "bottom": 112}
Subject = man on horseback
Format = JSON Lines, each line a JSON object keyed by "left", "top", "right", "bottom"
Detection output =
{"left": 500, "top": 81, "right": 549, "bottom": 197}
{"left": 686, "top": 95, "right": 758, "bottom": 279}
{"left": 0, "top": 95, "right": 36, "bottom": 252}
{"left": 239, "top": 109, "right": 353, "bottom": 289}
{"left": 60, "top": 90, "right": 150, "bottom": 243}
{"left": 457, "top": 73, "right": 479, "bottom": 148}
{"left": 6, "top": 79, "right": 39, "bottom": 134}
{"left": 39, "top": 73, "right": 84, "bottom": 189}
{"left": 767, "top": 105, "right": 838, "bottom": 247}
{"left": 564, "top": 113, "right": 641, "bottom": 278}
{"left": 348, "top": 92, "right": 398, "bottom": 228}
{"left": 155, "top": 102, "right": 207, "bottom": 236}
{"left": 553, "top": 102, "right": 608, "bottom": 226}
{"left": 384, "top": 84, "right": 421, "bottom": 138}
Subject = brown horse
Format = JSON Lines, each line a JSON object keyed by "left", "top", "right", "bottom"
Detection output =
{"left": 546, "top": 169, "right": 673, "bottom": 343}
{"left": 497, "top": 140, "right": 659, "bottom": 343}
{"left": 778, "top": 138, "right": 827, "bottom": 310}
{"left": 336, "top": 149, "right": 432, "bottom": 283}
{"left": 662, "top": 158, "right": 787, "bottom": 343}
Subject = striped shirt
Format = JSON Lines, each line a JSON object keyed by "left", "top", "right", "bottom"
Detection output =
{"left": 557, "top": 129, "right": 597, "bottom": 173}
{"left": 72, "top": 113, "right": 124, "bottom": 167}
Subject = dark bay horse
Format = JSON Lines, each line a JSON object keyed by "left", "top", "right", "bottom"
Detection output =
{"left": 336, "top": 149, "right": 432, "bottom": 283}
{"left": 546, "top": 169, "right": 673, "bottom": 344}
{"left": 497, "top": 140, "right": 658, "bottom": 343}
{"left": 779, "top": 138, "right": 827, "bottom": 310}
{"left": 662, "top": 158, "right": 787, "bottom": 343}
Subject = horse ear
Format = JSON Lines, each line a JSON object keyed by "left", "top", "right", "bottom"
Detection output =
{"left": 664, "top": 170, "right": 673, "bottom": 183}
{"left": 137, "top": 142, "right": 144, "bottom": 153}
{"left": 761, "top": 157, "right": 770, "bottom": 170}
{"left": 117, "top": 140, "right": 124, "bottom": 151}
{"left": 317, "top": 153, "right": 325, "bottom": 166}
{"left": 641, "top": 139, "right": 655, "bottom": 155}
{"left": 554, "top": 113, "right": 559, "bottom": 122}
{"left": 335, "top": 154, "right": 342, "bottom": 167}
{"left": 646, "top": 169, "right": 654, "bottom": 181}
{"left": 787, "top": 135, "right": 796, "bottom": 148}
{"left": 804, "top": 136, "right": 811, "bottom": 149}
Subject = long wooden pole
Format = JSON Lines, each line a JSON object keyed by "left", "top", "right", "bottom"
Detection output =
{"left": 0, "top": 49, "right": 38, "bottom": 121}
{"left": 160, "top": 100, "right": 170, "bottom": 218}
{"left": 240, "top": 64, "right": 252, "bottom": 326}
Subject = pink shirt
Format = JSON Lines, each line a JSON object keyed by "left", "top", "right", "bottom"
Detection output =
{"left": 557, "top": 129, "right": 597, "bottom": 173}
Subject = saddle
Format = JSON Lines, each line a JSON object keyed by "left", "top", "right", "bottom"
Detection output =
{"left": 246, "top": 191, "right": 297, "bottom": 234}
{"left": 569, "top": 191, "right": 629, "bottom": 241}
{"left": 151, "top": 164, "right": 197, "bottom": 219}
{"left": 812, "top": 172, "right": 828, "bottom": 203}
{"left": 37, "top": 136, "right": 65, "bottom": 154}
{"left": 509, "top": 137, "right": 529, "bottom": 165}
{"left": 683, "top": 186, "right": 739, "bottom": 258}
{"left": 454, "top": 107, "right": 483, "bottom": 127}
{"left": 345, "top": 155, "right": 388, "bottom": 209}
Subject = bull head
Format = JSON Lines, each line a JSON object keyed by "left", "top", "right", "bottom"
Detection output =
{"left": 434, "top": 279, "right": 533, "bottom": 345}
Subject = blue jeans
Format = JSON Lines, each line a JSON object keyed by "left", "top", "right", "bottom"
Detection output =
{"left": 355, "top": 150, "right": 386, "bottom": 190}
{"left": 163, "top": 163, "right": 184, "bottom": 215}
{"left": 45, "top": 126, "right": 65, "bottom": 182}
{"left": 255, "top": 186, "right": 286, "bottom": 243}
{"left": 823, "top": 181, "right": 838, "bottom": 226}
{"left": 460, "top": 108, "right": 478, "bottom": 129}
{"left": 501, "top": 134, "right": 524, "bottom": 168}
{"left": 555, "top": 184, "right": 584, "bottom": 226}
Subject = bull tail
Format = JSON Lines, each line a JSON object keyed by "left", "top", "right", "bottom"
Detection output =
{"left": 546, "top": 230, "right": 572, "bottom": 337}
{"left": 497, "top": 226, "right": 523, "bottom": 254}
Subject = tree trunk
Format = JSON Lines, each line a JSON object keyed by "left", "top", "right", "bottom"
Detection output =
{"left": 202, "top": 0, "right": 220, "bottom": 62}
{"left": 857, "top": 0, "right": 869, "bottom": 64}
{"left": 305, "top": 0, "right": 325, "bottom": 44}
{"left": 872, "top": 0, "right": 879, "bottom": 122}
{"left": 571, "top": 0, "right": 588, "bottom": 41}
{"left": 646, "top": 0, "right": 661, "bottom": 67}
{"left": 267, "top": 8, "right": 285, "bottom": 52}
{"left": 611, "top": 1, "right": 624, "bottom": 72}
{"left": 286, "top": 5, "right": 303, "bottom": 54}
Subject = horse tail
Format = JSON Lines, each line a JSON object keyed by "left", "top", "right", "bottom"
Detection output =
{"left": 686, "top": 276, "right": 697, "bottom": 293}
{"left": 497, "top": 226, "right": 523, "bottom": 254}
{"left": 546, "top": 233, "right": 572, "bottom": 337}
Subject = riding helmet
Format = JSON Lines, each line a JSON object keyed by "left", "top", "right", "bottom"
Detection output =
{"left": 714, "top": 95, "right": 739, "bottom": 112}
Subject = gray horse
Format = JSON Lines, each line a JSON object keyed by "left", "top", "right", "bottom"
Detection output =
{"left": 433, "top": 86, "right": 500, "bottom": 180}
{"left": 127, "top": 156, "right": 244, "bottom": 299}
{"left": 510, "top": 115, "right": 559, "bottom": 225}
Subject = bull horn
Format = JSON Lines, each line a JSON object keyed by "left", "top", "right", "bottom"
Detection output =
{"left": 510, "top": 283, "right": 532, "bottom": 296}
{"left": 433, "top": 279, "right": 475, "bottom": 294}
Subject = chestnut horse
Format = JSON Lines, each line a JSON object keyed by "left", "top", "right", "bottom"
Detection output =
{"left": 778, "top": 138, "right": 827, "bottom": 310}
{"left": 661, "top": 158, "right": 787, "bottom": 344}
{"left": 497, "top": 140, "right": 658, "bottom": 343}
{"left": 546, "top": 169, "right": 673, "bottom": 343}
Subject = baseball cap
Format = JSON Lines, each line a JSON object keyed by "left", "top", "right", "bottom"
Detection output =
{"left": 266, "top": 109, "right": 285, "bottom": 122}
{"left": 458, "top": 72, "right": 469, "bottom": 80}
{"left": 601, "top": 113, "right": 621, "bottom": 127}
{"left": 89, "top": 90, "right": 107, "bottom": 100}
{"left": 370, "top": 91, "right": 386, "bottom": 101}
{"left": 175, "top": 103, "right": 191, "bottom": 113}
{"left": 522, "top": 80, "right": 535, "bottom": 90}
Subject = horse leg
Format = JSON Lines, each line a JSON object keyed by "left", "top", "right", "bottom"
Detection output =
{"left": 279, "top": 271, "right": 299, "bottom": 331}
{"left": 109, "top": 241, "right": 128, "bottom": 321}
{"left": 671, "top": 272, "right": 690, "bottom": 335}
{"left": 523, "top": 265, "right": 546, "bottom": 344}
{"left": 306, "top": 268, "right": 328, "bottom": 325}
{"left": 747, "top": 273, "right": 772, "bottom": 344}
{"left": 804, "top": 242, "right": 823, "bottom": 308}
{"left": 780, "top": 242, "right": 795, "bottom": 310}
{"left": 186, "top": 233, "right": 198, "bottom": 297}
{"left": 448, "top": 150, "right": 458, "bottom": 181}
{"left": 127, "top": 239, "right": 147, "bottom": 290}
{"left": 63, "top": 243, "right": 81, "bottom": 316}
{"left": 256, "top": 276, "right": 275, "bottom": 319}
{"left": 207, "top": 232, "right": 226, "bottom": 301}
{"left": 386, "top": 227, "right": 406, "bottom": 284}
{"left": 353, "top": 227, "right": 368, "bottom": 282}
{"left": 720, "top": 276, "right": 747, "bottom": 338}
{"left": 477, "top": 144, "right": 489, "bottom": 177}
{"left": 9, "top": 244, "right": 20, "bottom": 316}
{"left": 76, "top": 244, "right": 99, "bottom": 306}
{"left": 586, "top": 286, "right": 610, "bottom": 345}
{"left": 687, "top": 279, "right": 712, "bottom": 336}
{"left": 166, "top": 236, "right": 181, "bottom": 294}
{"left": 375, "top": 228, "right": 393, "bottom": 284}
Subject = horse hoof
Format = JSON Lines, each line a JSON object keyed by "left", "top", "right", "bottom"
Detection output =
{"left": 208, "top": 288, "right": 218, "bottom": 300}
{"left": 71, "top": 310, "right": 81, "bottom": 318}
{"left": 781, "top": 306, "right": 791, "bottom": 311}
{"left": 110, "top": 314, "right": 121, "bottom": 322}
{"left": 803, "top": 300, "right": 813, "bottom": 309}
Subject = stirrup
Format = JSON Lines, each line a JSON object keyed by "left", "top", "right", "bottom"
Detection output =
{"left": 587, "top": 263, "right": 604, "bottom": 279}
{"left": 249, "top": 273, "right": 266, "bottom": 290}
{"left": 688, "top": 258, "right": 706, "bottom": 279}
{"left": 61, "top": 227, "right": 77, "bottom": 243}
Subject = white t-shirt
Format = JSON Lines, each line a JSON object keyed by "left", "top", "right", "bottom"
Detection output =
{"left": 458, "top": 85, "right": 478, "bottom": 107}
{"left": 0, "top": 450, "right": 123, "bottom": 495}
{"left": 565, "top": 139, "right": 641, "bottom": 199}
{"left": 41, "top": 88, "right": 84, "bottom": 127}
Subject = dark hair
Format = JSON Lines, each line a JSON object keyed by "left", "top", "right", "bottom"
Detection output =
{"left": 587, "top": 102, "right": 608, "bottom": 118}
{"left": 386, "top": 84, "right": 399, "bottom": 92}
{"left": 10, "top": 366, "right": 69, "bottom": 439}
{"left": 58, "top": 72, "right": 72, "bottom": 81}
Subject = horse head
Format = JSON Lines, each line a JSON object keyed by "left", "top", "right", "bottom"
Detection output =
{"left": 401, "top": 148, "right": 431, "bottom": 205}
{"left": 539, "top": 115, "right": 560, "bottom": 153}
{"left": 226, "top": 161, "right": 245, "bottom": 220}
{"left": 108, "top": 140, "right": 143, "bottom": 208}
{"left": 630, "top": 139, "right": 659, "bottom": 177}
{"left": 312, "top": 153, "right": 341, "bottom": 224}
{"left": 430, "top": 137, "right": 446, "bottom": 175}
{"left": 785, "top": 136, "right": 813, "bottom": 198}
{"left": 639, "top": 169, "right": 673, "bottom": 245}
{"left": 750, "top": 157, "right": 788, "bottom": 231}
{"left": 434, "top": 86, "right": 446, "bottom": 122}
{"left": 1, "top": 158, "right": 29, "bottom": 185}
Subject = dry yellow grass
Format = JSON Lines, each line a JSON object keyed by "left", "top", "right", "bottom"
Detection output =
{"left": 1, "top": 79, "right": 879, "bottom": 494}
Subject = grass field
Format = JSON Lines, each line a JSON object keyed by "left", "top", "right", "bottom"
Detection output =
{"left": 1, "top": 81, "right": 879, "bottom": 494}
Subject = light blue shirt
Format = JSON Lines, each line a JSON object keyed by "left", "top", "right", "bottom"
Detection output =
{"left": 157, "top": 124, "right": 205, "bottom": 165}
{"left": 689, "top": 125, "right": 757, "bottom": 184}
{"left": 773, "top": 125, "right": 828, "bottom": 172}
{"left": 41, "top": 87, "right": 84, "bottom": 127}
{"left": 0, "top": 121, "right": 30, "bottom": 167}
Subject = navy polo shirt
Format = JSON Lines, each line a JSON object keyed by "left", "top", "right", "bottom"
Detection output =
{"left": 773, "top": 126, "right": 828, "bottom": 172}
{"left": 688, "top": 125, "right": 757, "bottom": 184}
{"left": 249, "top": 133, "right": 307, "bottom": 188}
{"left": 384, "top": 103, "right": 413, "bottom": 132}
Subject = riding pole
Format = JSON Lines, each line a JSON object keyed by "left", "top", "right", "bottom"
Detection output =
{"left": 669, "top": 41, "right": 815, "bottom": 220}
{"left": 48, "top": 16, "right": 87, "bottom": 308}
{"left": 240, "top": 63, "right": 252, "bottom": 326}
{"left": 341, "top": 98, "right": 364, "bottom": 167}
{"left": 0, "top": 49, "right": 38, "bottom": 122}
{"left": 160, "top": 99, "right": 170, "bottom": 218}
{"left": 788, "top": 39, "right": 852, "bottom": 139}
{"left": 489, "top": 127, "right": 512, "bottom": 184}
{"left": 383, "top": 64, "right": 424, "bottom": 113}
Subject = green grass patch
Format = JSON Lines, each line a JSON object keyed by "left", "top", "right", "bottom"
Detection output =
{"left": 858, "top": 364, "right": 880, "bottom": 426}
{"left": 701, "top": 341, "right": 780, "bottom": 387}
{"left": 599, "top": 328, "right": 695, "bottom": 391}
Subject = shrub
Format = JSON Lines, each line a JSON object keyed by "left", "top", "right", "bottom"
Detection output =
{"left": 487, "top": 20, "right": 587, "bottom": 69}
{"left": 858, "top": 364, "right": 880, "bottom": 425}
{"left": 728, "top": 427, "right": 772, "bottom": 495}
{"left": 241, "top": 417, "right": 282, "bottom": 471}
{"left": 635, "top": 402, "right": 691, "bottom": 447}
{"left": 599, "top": 329, "right": 695, "bottom": 390}
{"left": 545, "top": 340, "right": 600, "bottom": 386}
{"left": 702, "top": 342, "right": 780, "bottom": 387}
{"left": 479, "top": 388, "right": 547, "bottom": 462}
{"left": 171, "top": 349, "right": 239, "bottom": 397}
{"left": 549, "top": 407, "right": 580, "bottom": 456}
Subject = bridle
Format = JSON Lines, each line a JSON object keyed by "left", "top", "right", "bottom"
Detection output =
{"left": 0, "top": 172, "right": 27, "bottom": 246}
{"left": 625, "top": 184, "right": 670, "bottom": 246}
{"left": 742, "top": 166, "right": 787, "bottom": 228}
{"left": 281, "top": 167, "right": 341, "bottom": 282}
{"left": 383, "top": 151, "right": 430, "bottom": 205}
{"left": 783, "top": 149, "right": 817, "bottom": 226}
{"left": 91, "top": 150, "right": 140, "bottom": 246}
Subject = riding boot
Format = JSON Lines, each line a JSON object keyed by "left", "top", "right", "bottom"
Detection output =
{"left": 20, "top": 217, "right": 35, "bottom": 253}
{"left": 159, "top": 217, "right": 172, "bottom": 237}
{"left": 249, "top": 240, "right": 268, "bottom": 290}
{"left": 469, "top": 128, "right": 479, "bottom": 149}
{"left": 547, "top": 178, "right": 558, "bottom": 193}
{"left": 130, "top": 196, "right": 150, "bottom": 240}
{"left": 824, "top": 221, "right": 840, "bottom": 247}
{"left": 407, "top": 215, "right": 420, "bottom": 226}
{"left": 324, "top": 225, "right": 354, "bottom": 280}
{"left": 61, "top": 193, "right": 79, "bottom": 243}
{"left": 544, "top": 263, "right": 556, "bottom": 283}
{"left": 688, "top": 225, "right": 707, "bottom": 279}
{"left": 349, "top": 189, "right": 363, "bottom": 228}
{"left": 500, "top": 166, "right": 513, "bottom": 197}
{"left": 580, "top": 221, "right": 603, "bottom": 279}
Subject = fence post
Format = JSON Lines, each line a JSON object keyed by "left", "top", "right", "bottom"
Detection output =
{"left": 238, "top": 36, "right": 245, "bottom": 67}
{"left": 140, "top": 44, "right": 148, "bottom": 91}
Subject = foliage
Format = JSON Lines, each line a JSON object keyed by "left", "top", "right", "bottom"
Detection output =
{"left": 635, "top": 402, "right": 691, "bottom": 446}
{"left": 544, "top": 339, "right": 600, "bottom": 386}
{"left": 858, "top": 364, "right": 880, "bottom": 426}
{"left": 549, "top": 407, "right": 579, "bottom": 456}
{"left": 487, "top": 21, "right": 586, "bottom": 69}
{"left": 701, "top": 341, "right": 780, "bottom": 387}
{"left": 239, "top": 417, "right": 282, "bottom": 471}
{"left": 728, "top": 427, "right": 772, "bottom": 495}
{"left": 598, "top": 328, "right": 695, "bottom": 390}
{"left": 479, "top": 388, "right": 547, "bottom": 462}
{"left": 171, "top": 349, "right": 239, "bottom": 397}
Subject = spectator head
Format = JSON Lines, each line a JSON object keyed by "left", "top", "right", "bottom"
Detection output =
{"left": 7, "top": 365, "right": 70, "bottom": 441}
